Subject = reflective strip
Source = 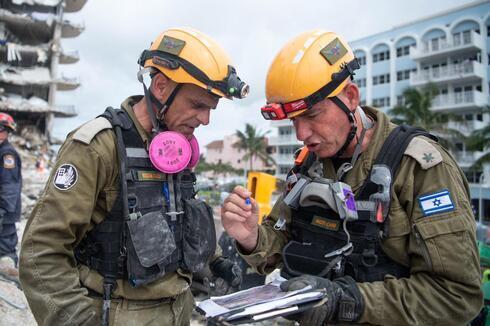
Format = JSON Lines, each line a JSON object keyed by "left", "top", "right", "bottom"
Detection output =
{"left": 126, "top": 147, "right": 148, "bottom": 158}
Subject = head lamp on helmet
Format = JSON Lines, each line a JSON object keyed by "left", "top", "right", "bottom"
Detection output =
{"left": 261, "top": 30, "right": 359, "bottom": 120}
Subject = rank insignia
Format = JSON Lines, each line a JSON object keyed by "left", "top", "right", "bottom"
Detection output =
{"left": 320, "top": 38, "right": 348, "bottom": 65}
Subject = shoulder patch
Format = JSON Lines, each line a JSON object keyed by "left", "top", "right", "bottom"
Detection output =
{"left": 418, "top": 189, "right": 455, "bottom": 216}
{"left": 53, "top": 164, "right": 78, "bottom": 190}
{"left": 404, "top": 136, "right": 442, "bottom": 170}
{"left": 73, "top": 117, "right": 112, "bottom": 145}
{"left": 3, "top": 154, "right": 15, "bottom": 169}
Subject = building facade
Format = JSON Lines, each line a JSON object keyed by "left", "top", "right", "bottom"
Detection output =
{"left": 0, "top": 0, "right": 86, "bottom": 141}
{"left": 270, "top": 0, "right": 490, "bottom": 219}
{"left": 205, "top": 134, "right": 274, "bottom": 172}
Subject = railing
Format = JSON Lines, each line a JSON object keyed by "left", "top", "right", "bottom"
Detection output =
{"left": 411, "top": 61, "right": 482, "bottom": 84}
{"left": 411, "top": 30, "right": 483, "bottom": 58}
{"left": 53, "top": 105, "right": 77, "bottom": 116}
{"left": 432, "top": 90, "right": 486, "bottom": 110}
{"left": 268, "top": 135, "right": 301, "bottom": 146}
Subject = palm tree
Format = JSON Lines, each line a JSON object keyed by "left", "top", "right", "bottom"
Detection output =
{"left": 388, "top": 84, "right": 464, "bottom": 150}
{"left": 233, "top": 123, "right": 275, "bottom": 171}
{"left": 466, "top": 123, "right": 490, "bottom": 167}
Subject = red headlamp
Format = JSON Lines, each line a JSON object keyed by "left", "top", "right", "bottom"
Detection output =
{"left": 260, "top": 99, "right": 309, "bottom": 120}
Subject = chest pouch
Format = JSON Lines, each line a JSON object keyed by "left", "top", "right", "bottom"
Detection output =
{"left": 182, "top": 198, "right": 217, "bottom": 273}
{"left": 126, "top": 210, "right": 177, "bottom": 287}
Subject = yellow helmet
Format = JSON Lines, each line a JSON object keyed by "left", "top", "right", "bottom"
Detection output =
{"left": 138, "top": 27, "right": 249, "bottom": 99}
{"left": 261, "top": 30, "right": 359, "bottom": 120}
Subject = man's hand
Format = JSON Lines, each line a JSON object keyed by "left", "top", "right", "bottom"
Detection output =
{"left": 221, "top": 186, "right": 259, "bottom": 252}
{"left": 280, "top": 275, "right": 364, "bottom": 325}
{"left": 210, "top": 257, "right": 243, "bottom": 288}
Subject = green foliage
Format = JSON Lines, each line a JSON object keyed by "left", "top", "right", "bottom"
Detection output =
{"left": 233, "top": 123, "right": 275, "bottom": 170}
{"left": 466, "top": 121, "right": 490, "bottom": 167}
{"left": 388, "top": 84, "right": 465, "bottom": 150}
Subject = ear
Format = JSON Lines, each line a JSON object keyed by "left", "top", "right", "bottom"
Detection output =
{"left": 341, "top": 82, "right": 360, "bottom": 111}
{"left": 150, "top": 73, "right": 171, "bottom": 101}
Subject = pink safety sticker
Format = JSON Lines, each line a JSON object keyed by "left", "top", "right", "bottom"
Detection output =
{"left": 148, "top": 131, "right": 191, "bottom": 174}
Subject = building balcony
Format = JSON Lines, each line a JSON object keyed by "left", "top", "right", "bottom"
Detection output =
{"left": 61, "top": 20, "right": 85, "bottom": 38}
{"left": 271, "top": 119, "right": 294, "bottom": 127}
{"left": 431, "top": 90, "right": 487, "bottom": 113}
{"left": 56, "top": 74, "right": 79, "bottom": 90}
{"left": 52, "top": 104, "right": 77, "bottom": 117}
{"left": 447, "top": 120, "right": 487, "bottom": 135}
{"left": 452, "top": 150, "right": 485, "bottom": 168}
{"left": 410, "top": 61, "right": 484, "bottom": 87}
{"left": 59, "top": 49, "right": 79, "bottom": 64}
{"left": 268, "top": 135, "right": 302, "bottom": 146}
{"left": 410, "top": 30, "right": 484, "bottom": 61}
{"left": 64, "top": 0, "right": 88, "bottom": 13}
{"left": 274, "top": 154, "right": 295, "bottom": 165}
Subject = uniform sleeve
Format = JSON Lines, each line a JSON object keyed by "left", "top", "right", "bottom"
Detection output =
{"left": 19, "top": 136, "right": 115, "bottom": 325}
{"left": 358, "top": 151, "right": 483, "bottom": 325}
{"left": 0, "top": 152, "right": 22, "bottom": 213}
{"left": 237, "top": 196, "right": 291, "bottom": 274}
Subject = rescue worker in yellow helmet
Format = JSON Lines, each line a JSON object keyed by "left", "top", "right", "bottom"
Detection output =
{"left": 20, "top": 27, "right": 246, "bottom": 326}
{"left": 221, "top": 30, "right": 482, "bottom": 325}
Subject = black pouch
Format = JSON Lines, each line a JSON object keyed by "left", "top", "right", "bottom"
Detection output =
{"left": 182, "top": 198, "right": 216, "bottom": 273}
{"left": 126, "top": 211, "right": 177, "bottom": 287}
{"left": 282, "top": 241, "right": 340, "bottom": 278}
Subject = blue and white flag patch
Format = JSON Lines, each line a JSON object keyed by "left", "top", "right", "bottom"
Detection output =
{"left": 418, "top": 190, "right": 455, "bottom": 216}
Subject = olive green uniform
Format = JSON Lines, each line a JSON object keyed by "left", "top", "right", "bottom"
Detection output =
{"left": 19, "top": 97, "right": 195, "bottom": 325}
{"left": 239, "top": 107, "right": 483, "bottom": 325}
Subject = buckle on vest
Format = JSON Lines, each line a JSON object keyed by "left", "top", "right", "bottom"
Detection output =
{"left": 361, "top": 249, "right": 378, "bottom": 267}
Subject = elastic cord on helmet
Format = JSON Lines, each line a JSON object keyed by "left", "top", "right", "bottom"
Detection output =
{"left": 330, "top": 96, "right": 357, "bottom": 158}
{"left": 137, "top": 68, "right": 182, "bottom": 134}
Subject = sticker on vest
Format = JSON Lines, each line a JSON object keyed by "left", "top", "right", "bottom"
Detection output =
{"left": 418, "top": 189, "right": 455, "bottom": 216}
{"left": 53, "top": 164, "right": 78, "bottom": 190}
{"left": 3, "top": 154, "right": 15, "bottom": 169}
{"left": 312, "top": 216, "right": 340, "bottom": 231}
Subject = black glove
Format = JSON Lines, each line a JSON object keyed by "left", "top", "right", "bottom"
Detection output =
{"left": 280, "top": 275, "right": 364, "bottom": 325}
{"left": 209, "top": 257, "right": 243, "bottom": 288}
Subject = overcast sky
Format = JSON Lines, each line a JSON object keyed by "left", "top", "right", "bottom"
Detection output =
{"left": 55, "top": 0, "right": 475, "bottom": 151}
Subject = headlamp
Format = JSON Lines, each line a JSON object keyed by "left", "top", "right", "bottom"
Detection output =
{"left": 260, "top": 58, "right": 360, "bottom": 120}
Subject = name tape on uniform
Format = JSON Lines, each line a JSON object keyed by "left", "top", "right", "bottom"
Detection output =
{"left": 418, "top": 189, "right": 455, "bottom": 217}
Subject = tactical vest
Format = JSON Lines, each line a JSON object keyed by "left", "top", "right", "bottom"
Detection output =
{"left": 75, "top": 108, "right": 216, "bottom": 287}
{"left": 281, "top": 125, "right": 437, "bottom": 282}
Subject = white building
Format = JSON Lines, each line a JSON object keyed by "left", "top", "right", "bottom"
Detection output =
{"left": 270, "top": 0, "right": 490, "bottom": 219}
{"left": 0, "top": 0, "right": 87, "bottom": 141}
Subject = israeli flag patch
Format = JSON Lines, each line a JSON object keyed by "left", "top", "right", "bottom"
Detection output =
{"left": 418, "top": 190, "right": 455, "bottom": 216}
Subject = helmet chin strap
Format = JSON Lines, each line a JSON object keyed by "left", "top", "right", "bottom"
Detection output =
{"left": 137, "top": 68, "right": 182, "bottom": 135}
{"left": 329, "top": 96, "right": 374, "bottom": 181}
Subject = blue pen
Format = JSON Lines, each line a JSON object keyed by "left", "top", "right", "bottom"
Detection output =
{"left": 162, "top": 182, "right": 170, "bottom": 207}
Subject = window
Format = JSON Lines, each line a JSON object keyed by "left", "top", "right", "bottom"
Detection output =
{"left": 487, "top": 25, "right": 490, "bottom": 37}
{"left": 396, "top": 45, "right": 412, "bottom": 57}
{"left": 464, "top": 114, "right": 473, "bottom": 121}
{"left": 279, "top": 167, "right": 290, "bottom": 174}
{"left": 360, "top": 100, "right": 366, "bottom": 106}
{"left": 477, "top": 113, "right": 483, "bottom": 121}
{"left": 372, "top": 97, "right": 390, "bottom": 108}
{"left": 373, "top": 73, "right": 390, "bottom": 85}
{"left": 354, "top": 78, "right": 366, "bottom": 88}
{"left": 357, "top": 56, "right": 366, "bottom": 65}
{"left": 397, "top": 95, "right": 405, "bottom": 106}
{"left": 455, "top": 143, "right": 464, "bottom": 151}
{"left": 372, "top": 50, "right": 390, "bottom": 63}
{"left": 396, "top": 69, "right": 412, "bottom": 81}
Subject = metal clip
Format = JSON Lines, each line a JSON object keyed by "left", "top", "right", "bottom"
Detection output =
{"left": 324, "top": 242, "right": 353, "bottom": 258}
{"left": 166, "top": 211, "right": 184, "bottom": 221}
{"left": 128, "top": 211, "right": 142, "bottom": 221}
{"left": 273, "top": 217, "right": 286, "bottom": 231}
